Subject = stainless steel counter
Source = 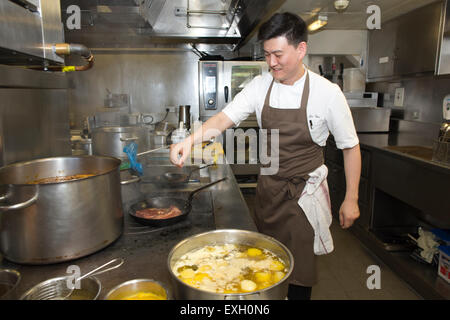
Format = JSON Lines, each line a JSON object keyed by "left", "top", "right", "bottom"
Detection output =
{"left": 0, "top": 159, "right": 256, "bottom": 300}
{"left": 358, "top": 132, "right": 449, "bottom": 172}
{"left": 353, "top": 132, "right": 450, "bottom": 299}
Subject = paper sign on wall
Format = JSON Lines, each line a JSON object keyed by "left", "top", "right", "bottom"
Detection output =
{"left": 379, "top": 57, "right": 389, "bottom": 64}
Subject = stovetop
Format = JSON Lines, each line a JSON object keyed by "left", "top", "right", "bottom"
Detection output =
{"left": 0, "top": 163, "right": 256, "bottom": 300}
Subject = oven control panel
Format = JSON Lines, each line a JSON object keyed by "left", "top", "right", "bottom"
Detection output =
{"left": 202, "top": 63, "right": 217, "bottom": 110}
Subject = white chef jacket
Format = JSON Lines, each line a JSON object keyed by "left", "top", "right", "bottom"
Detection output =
{"left": 222, "top": 67, "right": 359, "bottom": 150}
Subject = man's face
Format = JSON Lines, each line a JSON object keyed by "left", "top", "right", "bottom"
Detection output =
{"left": 263, "top": 36, "right": 306, "bottom": 85}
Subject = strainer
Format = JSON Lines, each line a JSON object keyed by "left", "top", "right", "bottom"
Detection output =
{"left": 20, "top": 258, "right": 124, "bottom": 300}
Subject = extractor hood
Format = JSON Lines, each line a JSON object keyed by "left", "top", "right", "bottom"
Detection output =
{"left": 61, "top": 0, "right": 285, "bottom": 50}
{"left": 0, "top": 0, "right": 65, "bottom": 65}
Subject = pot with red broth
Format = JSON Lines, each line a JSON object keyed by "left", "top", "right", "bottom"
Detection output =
{"left": 0, "top": 156, "right": 125, "bottom": 264}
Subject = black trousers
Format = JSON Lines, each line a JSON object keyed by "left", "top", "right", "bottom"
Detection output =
{"left": 288, "top": 284, "right": 312, "bottom": 300}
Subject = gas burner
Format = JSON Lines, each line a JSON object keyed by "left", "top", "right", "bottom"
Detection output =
{"left": 125, "top": 215, "right": 192, "bottom": 236}
{"left": 140, "top": 176, "right": 200, "bottom": 184}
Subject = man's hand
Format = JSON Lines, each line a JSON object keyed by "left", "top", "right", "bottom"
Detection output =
{"left": 339, "top": 198, "right": 360, "bottom": 229}
{"left": 169, "top": 112, "right": 235, "bottom": 168}
{"left": 169, "top": 137, "right": 192, "bottom": 168}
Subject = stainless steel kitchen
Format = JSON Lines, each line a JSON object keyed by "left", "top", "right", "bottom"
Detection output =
{"left": 0, "top": 0, "right": 449, "bottom": 306}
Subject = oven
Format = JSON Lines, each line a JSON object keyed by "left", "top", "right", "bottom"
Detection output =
{"left": 198, "top": 60, "right": 269, "bottom": 184}
{"left": 198, "top": 60, "right": 269, "bottom": 120}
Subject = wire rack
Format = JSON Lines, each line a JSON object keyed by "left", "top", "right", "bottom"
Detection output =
{"left": 432, "top": 139, "right": 450, "bottom": 165}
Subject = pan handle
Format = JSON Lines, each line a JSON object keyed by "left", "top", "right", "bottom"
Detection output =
{"left": 79, "top": 258, "right": 124, "bottom": 280}
{"left": 0, "top": 185, "right": 39, "bottom": 212}
{"left": 187, "top": 177, "right": 227, "bottom": 201}
{"left": 187, "top": 163, "right": 214, "bottom": 180}
{"left": 120, "top": 136, "right": 139, "bottom": 142}
{"left": 224, "top": 291, "right": 261, "bottom": 300}
{"left": 136, "top": 145, "right": 169, "bottom": 157}
{"left": 120, "top": 175, "right": 141, "bottom": 185}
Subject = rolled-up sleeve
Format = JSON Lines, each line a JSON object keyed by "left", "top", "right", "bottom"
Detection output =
{"left": 221, "top": 77, "right": 258, "bottom": 126}
{"left": 326, "top": 86, "right": 359, "bottom": 149}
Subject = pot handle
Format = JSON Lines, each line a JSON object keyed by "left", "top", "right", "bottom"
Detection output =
{"left": 224, "top": 291, "right": 261, "bottom": 300}
{"left": 120, "top": 175, "right": 141, "bottom": 185}
{"left": 0, "top": 185, "right": 39, "bottom": 212}
{"left": 120, "top": 136, "right": 139, "bottom": 142}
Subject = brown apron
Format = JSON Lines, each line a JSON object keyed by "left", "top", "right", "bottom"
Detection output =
{"left": 254, "top": 70, "right": 324, "bottom": 287}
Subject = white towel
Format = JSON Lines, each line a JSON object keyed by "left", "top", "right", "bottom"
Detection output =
{"left": 298, "top": 164, "right": 334, "bottom": 255}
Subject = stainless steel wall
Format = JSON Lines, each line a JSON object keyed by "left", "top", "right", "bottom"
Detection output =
{"left": 0, "top": 66, "right": 71, "bottom": 167}
{"left": 367, "top": 76, "right": 450, "bottom": 123}
{"left": 0, "top": 89, "right": 70, "bottom": 166}
{"left": 67, "top": 51, "right": 200, "bottom": 129}
{"left": 365, "top": 76, "right": 450, "bottom": 146}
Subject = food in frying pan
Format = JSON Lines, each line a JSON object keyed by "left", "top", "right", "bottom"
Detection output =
{"left": 172, "top": 244, "right": 287, "bottom": 294}
{"left": 135, "top": 205, "right": 182, "bottom": 220}
{"left": 27, "top": 174, "right": 95, "bottom": 184}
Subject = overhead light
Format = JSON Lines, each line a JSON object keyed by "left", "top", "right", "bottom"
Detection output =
{"left": 308, "top": 15, "right": 328, "bottom": 32}
{"left": 334, "top": 0, "right": 350, "bottom": 12}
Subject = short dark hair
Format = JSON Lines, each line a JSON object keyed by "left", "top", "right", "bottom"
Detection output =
{"left": 257, "top": 12, "right": 308, "bottom": 46}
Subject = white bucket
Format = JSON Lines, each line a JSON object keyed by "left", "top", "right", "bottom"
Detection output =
{"left": 343, "top": 68, "right": 366, "bottom": 92}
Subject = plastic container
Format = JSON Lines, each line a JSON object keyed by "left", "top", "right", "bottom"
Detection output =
{"left": 438, "top": 246, "right": 450, "bottom": 284}
{"left": 343, "top": 68, "right": 366, "bottom": 92}
{"left": 171, "top": 121, "right": 189, "bottom": 144}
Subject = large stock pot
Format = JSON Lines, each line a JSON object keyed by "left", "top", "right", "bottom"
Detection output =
{"left": 167, "top": 229, "right": 294, "bottom": 300}
{"left": 0, "top": 156, "right": 131, "bottom": 264}
{"left": 92, "top": 126, "right": 151, "bottom": 160}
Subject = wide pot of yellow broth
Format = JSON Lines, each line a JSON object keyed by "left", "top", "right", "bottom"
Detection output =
{"left": 104, "top": 279, "right": 169, "bottom": 300}
{"left": 167, "top": 229, "right": 294, "bottom": 300}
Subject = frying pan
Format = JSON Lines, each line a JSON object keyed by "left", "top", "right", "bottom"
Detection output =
{"left": 129, "top": 177, "right": 227, "bottom": 227}
{"left": 161, "top": 164, "right": 213, "bottom": 184}
{"left": 143, "top": 164, "right": 213, "bottom": 186}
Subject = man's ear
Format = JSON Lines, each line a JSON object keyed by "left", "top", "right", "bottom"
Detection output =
{"left": 296, "top": 41, "right": 307, "bottom": 59}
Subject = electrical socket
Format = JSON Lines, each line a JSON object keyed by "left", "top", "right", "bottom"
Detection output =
{"left": 394, "top": 87, "right": 405, "bottom": 107}
{"left": 174, "top": 7, "right": 187, "bottom": 16}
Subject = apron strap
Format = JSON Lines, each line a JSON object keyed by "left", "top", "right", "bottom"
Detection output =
{"left": 270, "top": 175, "right": 310, "bottom": 200}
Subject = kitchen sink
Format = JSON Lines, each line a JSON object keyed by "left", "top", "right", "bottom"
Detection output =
{"left": 383, "top": 145, "right": 434, "bottom": 161}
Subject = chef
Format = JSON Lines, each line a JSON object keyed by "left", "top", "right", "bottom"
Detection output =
{"left": 170, "top": 12, "right": 361, "bottom": 300}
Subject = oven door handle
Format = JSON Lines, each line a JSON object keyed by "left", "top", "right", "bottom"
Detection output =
{"left": 224, "top": 86, "right": 229, "bottom": 103}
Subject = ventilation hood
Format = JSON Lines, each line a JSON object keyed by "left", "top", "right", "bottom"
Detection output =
{"left": 0, "top": 0, "right": 65, "bottom": 65}
{"left": 61, "top": 0, "right": 284, "bottom": 51}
